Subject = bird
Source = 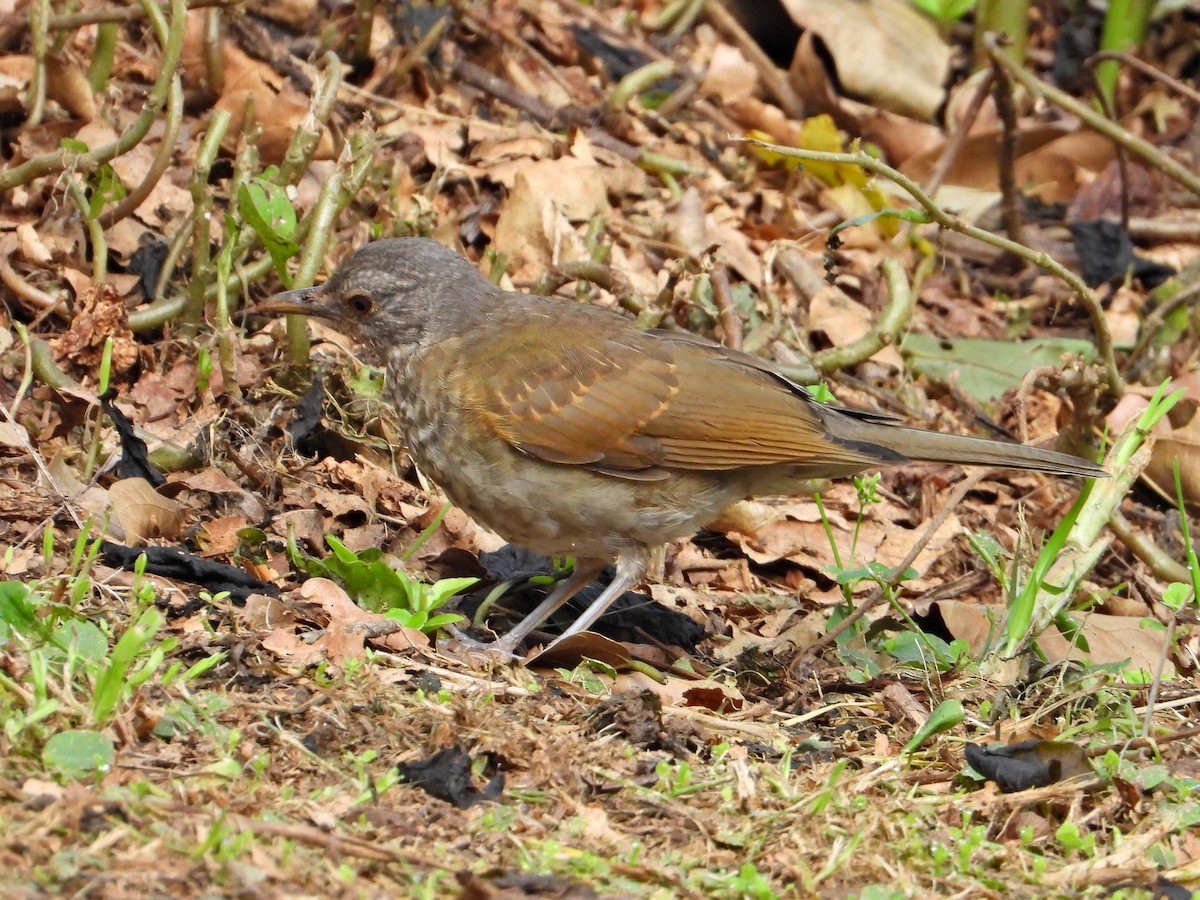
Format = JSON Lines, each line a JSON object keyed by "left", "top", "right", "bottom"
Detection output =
{"left": 262, "top": 238, "right": 1107, "bottom": 659}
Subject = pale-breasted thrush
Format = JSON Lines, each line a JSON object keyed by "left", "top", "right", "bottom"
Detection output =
{"left": 263, "top": 238, "right": 1106, "bottom": 657}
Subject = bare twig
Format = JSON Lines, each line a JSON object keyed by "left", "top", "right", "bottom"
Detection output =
{"left": 989, "top": 59, "right": 1024, "bottom": 245}
{"left": 1087, "top": 50, "right": 1200, "bottom": 107}
{"left": 710, "top": 266, "right": 743, "bottom": 350}
{"left": 923, "top": 70, "right": 994, "bottom": 197}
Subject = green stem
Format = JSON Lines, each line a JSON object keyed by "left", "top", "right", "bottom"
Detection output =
{"left": 87, "top": 22, "right": 118, "bottom": 91}
{"left": 1096, "top": 0, "right": 1155, "bottom": 105}
{"left": 184, "top": 110, "right": 232, "bottom": 325}
{"left": 100, "top": 75, "right": 184, "bottom": 228}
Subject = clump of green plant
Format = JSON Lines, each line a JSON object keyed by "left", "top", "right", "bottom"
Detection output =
{"left": 293, "top": 534, "right": 473, "bottom": 634}
{"left": 0, "top": 531, "right": 219, "bottom": 781}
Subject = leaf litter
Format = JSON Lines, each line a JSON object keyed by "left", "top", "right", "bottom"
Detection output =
{"left": 0, "top": 0, "right": 1198, "bottom": 896}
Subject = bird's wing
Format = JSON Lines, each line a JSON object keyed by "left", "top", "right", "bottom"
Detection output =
{"left": 456, "top": 318, "right": 889, "bottom": 477}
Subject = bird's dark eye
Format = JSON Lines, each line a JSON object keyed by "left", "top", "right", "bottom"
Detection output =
{"left": 345, "top": 292, "right": 373, "bottom": 315}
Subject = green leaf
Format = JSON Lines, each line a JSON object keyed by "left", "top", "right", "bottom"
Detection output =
{"left": 92, "top": 607, "right": 165, "bottom": 723}
{"left": 52, "top": 619, "right": 108, "bottom": 663}
{"left": 0, "top": 580, "right": 40, "bottom": 639}
{"left": 901, "top": 334, "right": 1097, "bottom": 405}
{"left": 43, "top": 730, "right": 115, "bottom": 780}
{"left": 89, "top": 163, "right": 127, "bottom": 218}
{"left": 903, "top": 699, "right": 965, "bottom": 754}
{"left": 236, "top": 173, "right": 299, "bottom": 280}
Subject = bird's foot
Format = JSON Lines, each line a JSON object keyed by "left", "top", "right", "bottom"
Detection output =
{"left": 444, "top": 624, "right": 524, "bottom": 662}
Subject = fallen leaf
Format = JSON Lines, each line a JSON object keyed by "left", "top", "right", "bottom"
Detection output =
{"left": 109, "top": 477, "right": 185, "bottom": 541}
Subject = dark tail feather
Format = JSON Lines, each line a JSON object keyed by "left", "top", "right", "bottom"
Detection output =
{"left": 841, "top": 422, "right": 1107, "bottom": 479}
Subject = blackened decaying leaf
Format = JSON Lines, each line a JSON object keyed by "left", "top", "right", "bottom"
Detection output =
{"left": 1069, "top": 219, "right": 1176, "bottom": 288}
{"left": 468, "top": 545, "right": 706, "bottom": 648}
{"left": 569, "top": 25, "right": 681, "bottom": 93}
{"left": 1150, "top": 876, "right": 1195, "bottom": 900}
{"left": 288, "top": 374, "right": 359, "bottom": 461}
{"left": 1052, "top": 8, "right": 1103, "bottom": 92}
{"left": 100, "top": 541, "right": 278, "bottom": 603}
{"left": 100, "top": 389, "right": 166, "bottom": 486}
{"left": 965, "top": 740, "right": 1093, "bottom": 793}
{"left": 125, "top": 235, "right": 170, "bottom": 301}
{"left": 397, "top": 746, "right": 503, "bottom": 809}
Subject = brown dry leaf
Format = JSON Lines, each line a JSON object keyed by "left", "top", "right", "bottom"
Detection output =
{"left": 932, "top": 600, "right": 1001, "bottom": 655}
{"left": 492, "top": 169, "right": 588, "bottom": 280}
{"left": 781, "top": 0, "right": 950, "bottom": 122}
{"left": 1104, "top": 284, "right": 1143, "bottom": 349}
{"left": 0, "top": 545, "right": 36, "bottom": 577}
{"left": 0, "top": 54, "right": 94, "bottom": 120}
{"left": 128, "top": 371, "right": 188, "bottom": 423}
{"left": 260, "top": 625, "right": 324, "bottom": 666}
{"left": 175, "top": 468, "right": 268, "bottom": 523}
{"left": 271, "top": 508, "right": 327, "bottom": 552}
{"left": 0, "top": 54, "right": 32, "bottom": 115}
{"left": 45, "top": 56, "right": 95, "bottom": 121}
{"left": 707, "top": 204, "right": 763, "bottom": 284}
{"left": 808, "top": 285, "right": 904, "bottom": 370}
{"left": 1013, "top": 131, "right": 1117, "bottom": 203}
{"left": 938, "top": 600, "right": 1174, "bottom": 678}
{"left": 178, "top": 467, "right": 246, "bottom": 496}
{"left": 181, "top": 10, "right": 333, "bottom": 164}
{"left": 108, "top": 477, "right": 185, "bottom": 542}
{"left": 726, "top": 487, "right": 961, "bottom": 596}
{"left": 50, "top": 277, "right": 138, "bottom": 376}
{"left": 700, "top": 43, "right": 758, "bottom": 105}
{"left": 0, "top": 420, "right": 27, "bottom": 449}
{"left": 238, "top": 592, "right": 294, "bottom": 631}
{"left": 301, "top": 577, "right": 428, "bottom": 655}
{"left": 610, "top": 671, "right": 745, "bottom": 713}
{"left": 16, "top": 222, "right": 51, "bottom": 263}
{"left": 942, "top": 599, "right": 1175, "bottom": 677}
{"left": 513, "top": 155, "right": 611, "bottom": 221}
{"left": 200, "top": 516, "right": 251, "bottom": 557}
{"left": 41, "top": 453, "right": 109, "bottom": 522}
{"left": 529, "top": 632, "right": 630, "bottom": 669}
{"left": 470, "top": 129, "right": 559, "bottom": 173}
{"left": 401, "top": 123, "right": 468, "bottom": 170}
{"left": 903, "top": 128, "right": 1114, "bottom": 207}
{"left": 666, "top": 187, "right": 708, "bottom": 258}
{"left": 261, "top": 578, "right": 427, "bottom": 667}
{"left": 105, "top": 137, "right": 193, "bottom": 230}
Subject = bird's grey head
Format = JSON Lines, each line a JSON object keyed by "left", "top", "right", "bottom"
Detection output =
{"left": 262, "top": 238, "right": 496, "bottom": 350}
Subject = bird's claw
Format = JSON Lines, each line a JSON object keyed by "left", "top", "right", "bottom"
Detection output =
{"left": 444, "top": 624, "right": 524, "bottom": 662}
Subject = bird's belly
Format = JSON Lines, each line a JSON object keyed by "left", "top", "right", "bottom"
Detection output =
{"left": 394, "top": 384, "right": 742, "bottom": 559}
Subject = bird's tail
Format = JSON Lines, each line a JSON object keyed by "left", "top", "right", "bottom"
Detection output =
{"left": 837, "top": 420, "right": 1107, "bottom": 479}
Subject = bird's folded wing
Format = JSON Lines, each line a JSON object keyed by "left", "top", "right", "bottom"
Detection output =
{"left": 463, "top": 324, "right": 881, "bottom": 475}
